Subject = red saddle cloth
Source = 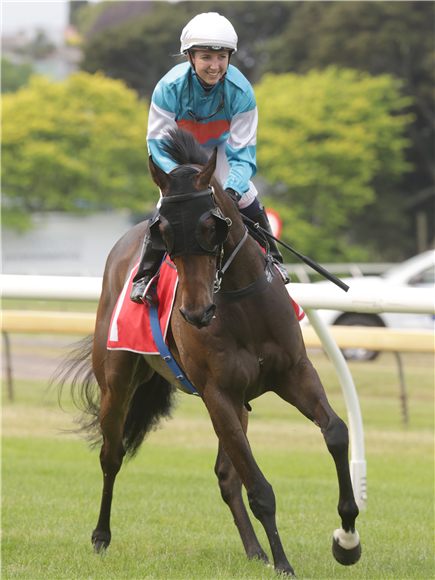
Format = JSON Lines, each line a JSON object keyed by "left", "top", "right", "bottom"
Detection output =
{"left": 107, "top": 257, "right": 305, "bottom": 355}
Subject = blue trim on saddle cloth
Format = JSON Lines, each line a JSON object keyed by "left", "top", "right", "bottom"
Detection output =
{"left": 148, "top": 304, "right": 200, "bottom": 396}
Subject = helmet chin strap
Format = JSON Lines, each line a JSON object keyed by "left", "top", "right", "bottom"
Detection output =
{"left": 187, "top": 49, "right": 197, "bottom": 73}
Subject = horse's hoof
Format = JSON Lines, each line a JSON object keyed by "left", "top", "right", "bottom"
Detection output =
{"left": 332, "top": 528, "right": 362, "bottom": 566}
{"left": 274, "top": 563, "right": 295, "bottom": 577}
{"left": 92, "top": 530, "right": 111, "bottom": 554}
{"left": 276, "top": 567, "right": 295, "bottom": 577}
{"left": 248, "top": 550, "right": 269, "bottom": 564}
{"left": 93, "top": 540, "right": 109, "bottom": 554}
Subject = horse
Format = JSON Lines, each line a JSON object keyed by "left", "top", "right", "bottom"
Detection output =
{"left": 54, "top": 128, "right": 361, "bottom": 576}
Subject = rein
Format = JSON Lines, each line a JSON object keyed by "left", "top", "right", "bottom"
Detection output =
{"left": 214, "top": 227, "right": 247, "bottom": 293}
{"left": 214, "top": 225, "right": 275, "bottom": 304}
{"left": 241, "top": 215, "right": 349, "bottom": 292}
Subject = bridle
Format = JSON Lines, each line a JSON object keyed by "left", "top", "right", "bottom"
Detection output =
{"left": 213, "top": 227, "right": 247, "bottom": 293}
{"left": 150, "top": 165, "right": 275, "bottom": 303}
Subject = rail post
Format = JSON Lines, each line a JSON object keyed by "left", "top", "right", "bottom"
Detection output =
{"left": 305, "top": 309, "right": 367, "bottom": 510}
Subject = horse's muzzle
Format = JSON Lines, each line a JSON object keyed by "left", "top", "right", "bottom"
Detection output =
{"left": 179, "top": 303, "right": 216, "bottom": 329}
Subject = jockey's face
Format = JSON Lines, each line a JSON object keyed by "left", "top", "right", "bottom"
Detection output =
{"left": 188, "top": 49, "right": 230, "bottom": 85}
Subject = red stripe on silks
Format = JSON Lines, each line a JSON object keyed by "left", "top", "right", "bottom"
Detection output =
{"left": 177, "top": 118, "right": 230, "bottom": 145}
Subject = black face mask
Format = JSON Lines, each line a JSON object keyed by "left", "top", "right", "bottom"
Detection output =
{"left": 149, "top": 166, "right": 230, "bottom": 258}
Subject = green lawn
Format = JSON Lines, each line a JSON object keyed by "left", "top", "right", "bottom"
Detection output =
{"left": 2, "top": 349, "right": 434, "bottom": 579}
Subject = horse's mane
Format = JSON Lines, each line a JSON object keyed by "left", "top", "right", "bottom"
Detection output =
{"left": 160, "top": 128, "right": 208, "bottom": 167}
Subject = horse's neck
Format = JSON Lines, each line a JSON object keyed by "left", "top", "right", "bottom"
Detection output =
{"left": 212, "top": 185, "right": 266, "bottom": 291}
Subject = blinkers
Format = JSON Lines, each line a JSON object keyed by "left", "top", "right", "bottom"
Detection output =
{"left": 149, "top": 166, "right": 230, "bottom": 258}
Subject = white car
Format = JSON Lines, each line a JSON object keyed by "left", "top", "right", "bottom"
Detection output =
{"left": 308, "top": 250, "right": 435, "bottom": 361}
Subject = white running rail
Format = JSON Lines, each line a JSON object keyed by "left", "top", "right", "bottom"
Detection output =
{"left": 2, "top": 275, "right": 434, "bottom": 510}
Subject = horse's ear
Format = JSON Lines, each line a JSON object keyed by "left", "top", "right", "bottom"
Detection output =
{"left": 148, "top": 156, "right": 171, "bottom": 193}
{"left": 193, "top": 147, "right": 217, "bottom": 190}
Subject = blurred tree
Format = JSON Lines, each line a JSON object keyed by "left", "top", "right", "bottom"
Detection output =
{"left": 74, "top": 0, "right": 112, "bottom": 35}
{"left": 80, "top": 1, "right": 192, "bottom": 97}
{"left": 1, "top": 58, "right": 34, "bottom": 93}
{"left": 185, "top": 1, "right": 295, "bottom": 83}
{"left": 256, "top": 68, "right": 413, "bottom": 262}
{"left": 81, "top": 1, "right": 153, "bottom": 38}
{"left": 69, "top": 1, "right": 89, "bottom": 27}
{"left": 2, "top": 72, "right": 155, "bottom": 231}
{"left": 79, "top": 1, "right": 294, "bottom": 96}
{"left": 264, "top": 0, "right": 434, "bottom": 256}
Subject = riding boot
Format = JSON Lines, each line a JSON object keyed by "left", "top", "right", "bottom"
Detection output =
{"left": 251, "top": 207, "right": 291, "bottom": 284}
{"left": 130, "top": 223, "right": 165, "bottom": 305}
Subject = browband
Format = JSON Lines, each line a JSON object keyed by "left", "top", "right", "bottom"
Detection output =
{"left": 161, "top": 186, "right": 214, "bottom": 204}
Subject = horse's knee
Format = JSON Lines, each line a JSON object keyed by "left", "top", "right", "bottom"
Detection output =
{"left": 323, "top": 415, "right": 349, "bottom": 457}
{"left": 99, "top": 442, "right": 126, "bottom": 477}
{"left": 247, "top": 480, "right": 276, "bottom": 521}
{"left": 216, "top": 461, "right": 241, "bottom": 505}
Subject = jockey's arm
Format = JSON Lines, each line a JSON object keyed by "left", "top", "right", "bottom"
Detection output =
{"left": 223, "top": 87, "right": 258, "bottom": 199}
{"left": 147, "top": 83, "right": 179, "bottom": 174}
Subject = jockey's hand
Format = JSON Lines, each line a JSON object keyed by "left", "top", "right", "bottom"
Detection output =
{"left": 225, "top": 188, "right": 242, "bottom": 206}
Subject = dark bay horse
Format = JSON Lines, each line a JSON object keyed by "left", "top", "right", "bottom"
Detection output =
{"left": 55, "top": 129, "right": 361, "bottom": 576}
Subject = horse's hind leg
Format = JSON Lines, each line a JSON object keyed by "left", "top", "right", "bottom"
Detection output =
{"left": 91, "top": 349, "right": 143, "bottom": 553}
{"left": 215, "top": 407, "right": 269, "bottom": 563}
{"left": 276, "top": 355, "right": 361, "bottom": 565}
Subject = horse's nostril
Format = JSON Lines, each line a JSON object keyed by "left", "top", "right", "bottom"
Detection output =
{"left": 179, "top": 304, "right": 216, "bottom": 329}
{"left": 203, "top": 304, "right": 216, "bottom": 324}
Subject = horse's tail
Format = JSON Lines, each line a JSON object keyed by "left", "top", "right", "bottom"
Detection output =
{"left": 123, "top": 373, "right": 176, "bottom": 458}
{"left": 49, "top": 335, "right": 101, "bottom": 447}
{"left": 49, "top": 335, "right": 177, "bottom": 459}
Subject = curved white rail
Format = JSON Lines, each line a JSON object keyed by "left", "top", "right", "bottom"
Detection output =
{"left": 2, "top": 274, "right": 434, "bottom": 511}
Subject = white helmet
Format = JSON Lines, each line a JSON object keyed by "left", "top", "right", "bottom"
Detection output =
{"left": 180, "top": 13, "right": 238, "bottom": 54}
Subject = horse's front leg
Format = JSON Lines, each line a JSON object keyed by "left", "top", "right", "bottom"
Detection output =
{"left": 215, "top": 406, "right": 269, "bottom": 563}
{"left": 204, "top": 388, "right": 294, "bottom": 576}
{"left": 276, "top": 355, "right": 361, "bottom": 566}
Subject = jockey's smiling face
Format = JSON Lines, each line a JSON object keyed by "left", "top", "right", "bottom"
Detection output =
{"left": 188, "top": 49, "right": 230, "bottom": 85}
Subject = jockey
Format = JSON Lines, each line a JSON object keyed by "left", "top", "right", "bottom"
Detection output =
{"left": 131, "top": 12, "right": 290, "bottom": 304}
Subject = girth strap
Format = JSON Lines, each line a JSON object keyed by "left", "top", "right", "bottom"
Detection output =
{"left": 148, "top": 303, "right": 252, "bottom": 411}
{"left": 149, "top": 305, "right": 200, "bottom": 396}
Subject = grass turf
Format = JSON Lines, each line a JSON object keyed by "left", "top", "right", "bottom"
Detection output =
{"left": 2, "top": 349, "right": 434, "bottom": 579}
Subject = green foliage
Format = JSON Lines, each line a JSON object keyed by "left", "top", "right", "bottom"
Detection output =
{"left": 263, "top": 0, "right": 435, "bottom": 231}
{"left": 2, "top": 72, "right": 156, "bottom": 230}
{"left": 68, "top": 0, "right": 89, "bottom": 28}
{"left": 265, "top": 1, "right": 434, "bottom": 82}
{"left": 74, "top": 0, "right": 109, "bottom": 35}
{"left": 80, "top": 2, "right": 195, "bottom": 98}
{"left": 80, "top": 1, "right": 294, "bottom": 98}
{"left": 256, "top": 67, "right": 413, "bottom": 261}
{"left": 1, "top": 58, "right": 34, "bottom": 93}
{"left": 187, "top": 1, "right": 296, "bottom": 84}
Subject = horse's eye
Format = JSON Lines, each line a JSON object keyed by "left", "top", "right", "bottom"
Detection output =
{"left": 203, "top": 218, "right": 217, "bottom": 244}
